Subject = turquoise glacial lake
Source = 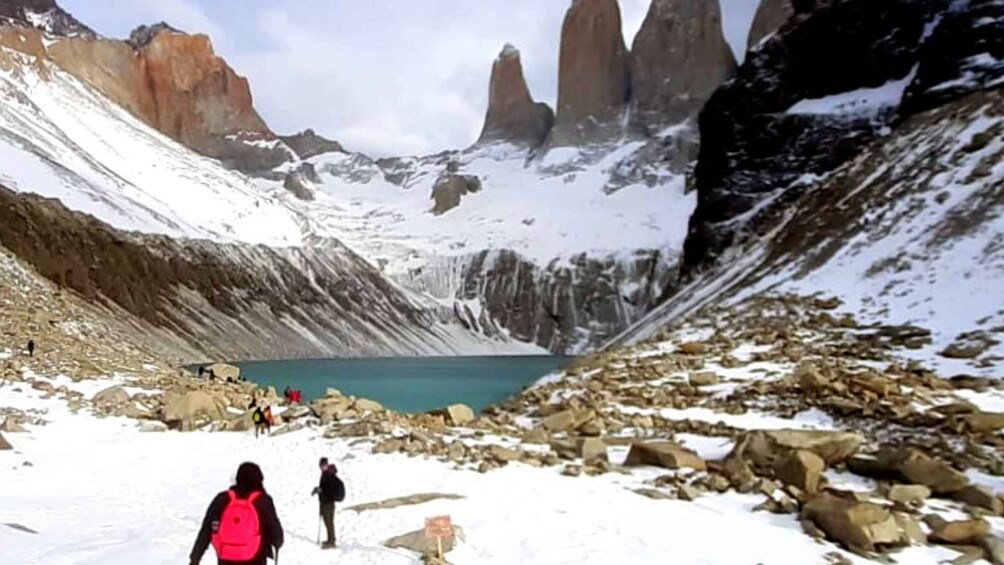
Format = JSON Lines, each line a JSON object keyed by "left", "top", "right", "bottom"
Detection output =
{"left": 234, "top": 356, "right": 572, "bottom": 413}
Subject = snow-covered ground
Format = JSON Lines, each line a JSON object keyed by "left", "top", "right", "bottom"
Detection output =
{"left": 0, "top": 375, "right": 861, "bottom": 565}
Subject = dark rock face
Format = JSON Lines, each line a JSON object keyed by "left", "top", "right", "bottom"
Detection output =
{"left": 280, "top": 129, "right": 345, "bottom": 160}
{"left": 462, "top": 250, "right": 675, "bottom": 353}
{"left": 900, "top": 0, "right": 1004, "bottom": 117}
{"left": 283, "top": 163, "right": 320, "bottom": 201}
{"left": 549, "top": 0, "right": 631, "bottom": 146}
{"left": 630, "top": 0, "right": 737, "bottom": 132}
{"left": 682, "top": 0, "right": 947, "bottom": 273}
{"left": 477, "top": 44, "right": 554, "bottom": 149}
{"left": 747, "top": 0, "right": 794, "bottom": 49}
{"left": 127, "top": 22, "right": 179, "bottom": 48}
{"left": 431, "top": 174, "right": 482, "bottom": 215}
{"left": 0, "top": 186, "right": 480, "bottom": 360}
{"left": 0, "top": 0, "right": 95, "bottom": 38}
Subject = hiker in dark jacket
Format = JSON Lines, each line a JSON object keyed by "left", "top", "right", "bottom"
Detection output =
{"left": 311, "top": 457, "right": 344, "bottom": 548}
{"left": 26, "top": 339, "right": 35, "bottom": 358}
{"left": 190, "top": 462, "right": 284, "bottom": 565}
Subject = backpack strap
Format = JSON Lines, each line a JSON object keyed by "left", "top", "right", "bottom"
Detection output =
{"left": 227, "top": 489, "right": 237, "bottom": 502}
{"left": 247, "top": 491, "right": 262, "bottom": 503}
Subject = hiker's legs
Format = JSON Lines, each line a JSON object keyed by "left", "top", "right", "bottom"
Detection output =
{"left": 321, "top": 503, "right": 337, "bottom": 541}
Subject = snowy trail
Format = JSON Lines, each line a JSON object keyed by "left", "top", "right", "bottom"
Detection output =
{"left": 0, "top": 382, "right": 897, "bottom": 565}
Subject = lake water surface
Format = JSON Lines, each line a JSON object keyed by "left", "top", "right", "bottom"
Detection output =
{"left": 234, "top": 356, "right": 571, "bottom": 413}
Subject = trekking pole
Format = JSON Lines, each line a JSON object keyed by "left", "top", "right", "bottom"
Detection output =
{"left": 316, "top": 514, "right": 321, "bottom": 546}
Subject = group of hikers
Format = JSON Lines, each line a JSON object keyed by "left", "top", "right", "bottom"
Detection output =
{"left": 248, "top": 399, "right": 275, "bottom": 438}
{"left": 189, "top": 458, "right": 346, "bottom": 564}
{"left": 197, "top": 366, "right": 247, "bottom": 384}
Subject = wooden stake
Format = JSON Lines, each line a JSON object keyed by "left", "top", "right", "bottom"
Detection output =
{"left": 437, "top": 535, "right": 443, "bottom": 559}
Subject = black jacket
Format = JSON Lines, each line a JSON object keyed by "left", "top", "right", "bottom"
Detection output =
{"left": 190, "top": 490, "right": 284, "bottom": 565}
{"left": 318, "top": 467, "right": 344, "bottom": 504}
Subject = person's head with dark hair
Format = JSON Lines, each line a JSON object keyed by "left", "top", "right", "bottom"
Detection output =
{"left": 234, "top": 462, "right": 265, "bottom": 497}
{"left": 319, "top": 457, "right": 328, "bottom": 469}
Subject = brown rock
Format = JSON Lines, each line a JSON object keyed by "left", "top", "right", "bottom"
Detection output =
{"left": 541, "top": 409, "right": 593, "bottom": 433}
{"left": 982, "top": 536, "right": 1004, "bottom": 565}
{"left": 432, "top": 404, "right": 476, "bottom": 427}
{"left": 92, "top": 385, "right": 130, "bottom": 407}
{"left": 550, "top": 0, "right": 630, "bottom": 146}
{"left": 747, "top": 0, "right": 795, "bottom": 49}
{"left": 578, "top": 437, "right": 608, "bottom": 463}
{"left": 385, "top": 525, "right": 463, "bottom": 555}
{"left": 961, "top": 412, "right": 1004, "bottom": 433}
{"left": 677, "top": 342, "right": 709, "bottom": 355}
{"left": 688, "top": 371, "right": 720, "bottom": 387}
{"left": 893, "top": 512, "right": 926, "bottom": 545}
{"left": 629, "top": 0, "right": 736, "bottom": 130}
{"left": 927, "top": 517, "right": 991, "bottom": 545}
{"left": 897, "top": 450, "right": 970, "bottom": 494}
{"left": 163, "top": 391, "right": 226, "bottom": 431}
{"left": 733, "top": 429, "right": 863, "bottom": 470}
{"left": 521, "top": 428, "right": 549, "bottom": 445}
{"left": 562, "top": 464, "right": 582, "bottom": 477}
{"left": 488, "top": 445, "right": 522, "bottom": 463}
{"left": 431, "top": 174, "right": 481, "bottom": 215}
{"left": 678, "top": 484, "right": 703, "bottom": 501}
{"left": 623, "top": 441, "right": 706, "bottom": 471}
{"left": 353, "top": 398, "right": 383, "bottom": 413}
{"left": 951, "top": 485, "right": 1004, "bottom": 515}
{"left": 887, "top": 484, "right": 931, "bottom": 505}
{"left": 774, "top": 449, "right": 825, "bottom": 494}
{"left": 802, "top": 493, "right": 902, "bottom": 551}
{"left": 476, "top": 44, "right": 554, "bottom": 149}
{"left": 0, "top": 431, "right": 12, "bottom": 450}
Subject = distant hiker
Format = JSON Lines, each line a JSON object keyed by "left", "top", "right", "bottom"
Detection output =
{"left": 227, "top": 377, "right": 234, "bottom": 384}
{"left": 208, "top": 369, "right": 217, "bottom": 382}
{"left": 198, "top": 366, "right": 205, "bottom": 378}
{"left": 190, "top": 462, "right": 284, "bottom": 565}
{"left": 311, "top": 457, "right": 345, "bottom": 549}
{"left": 283, "top": 387, "right": 291, "bottom": 401}
{"left": 290, "top": 390, "right": 302, "bottom": 404}
{"left": 252, "top": 406, "right": 267, "bottom": 438}
{"left": 263, "top": 406, "right": 274, "bottom": 434}
{"left": 26, "top": 339, "right": 35, "bottom": 358}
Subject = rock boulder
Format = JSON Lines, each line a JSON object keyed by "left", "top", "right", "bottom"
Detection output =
{"left": 624, "top": 441, "right": 706, "bottom": 471}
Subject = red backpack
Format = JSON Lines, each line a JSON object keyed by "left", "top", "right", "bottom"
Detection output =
{"left": 211, "top": 490, "right": 262, "bottom": 561}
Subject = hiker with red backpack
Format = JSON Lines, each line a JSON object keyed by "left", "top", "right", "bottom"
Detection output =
{"left": 190, "top": 462, "right": 284, "bottom": 565}
{"left": 311, "top": 457, "right": 345, "bottom": 549}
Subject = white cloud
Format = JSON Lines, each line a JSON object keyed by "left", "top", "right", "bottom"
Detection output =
{"left": 58, "top": 0, "right": 761, "bottom": 157}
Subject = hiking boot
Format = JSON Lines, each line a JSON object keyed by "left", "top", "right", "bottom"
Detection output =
{"left": 321, "top": 541, "right": 337, "bottom": 549}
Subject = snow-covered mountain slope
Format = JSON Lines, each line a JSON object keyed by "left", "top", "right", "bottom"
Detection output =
{"left": 258, "top": 131, "right": 694, "bottom": 352}
{"left": 0, "top": 43, "right": 300, "bottom": 246}
{"left": 614, "top": 89, "right": 1004, "bottom": 376}
{"left": 0, "top": 43, "right": 537, "bottom": 360}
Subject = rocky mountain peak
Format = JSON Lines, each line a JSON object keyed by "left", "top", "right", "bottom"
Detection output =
{"left": 0, "top": 0, "right": 95, "bottom": 38}
{"left": 630, "top": 0, "right": 737, "bottom": 132}
{"left": 127, "top": 22, "right": 181, "bottom": 48}
{"left": 476, "top": 43, "right": 554, "bottom": 149}
{"left": 548, "top": 0, "right": 631, "bottom": 147}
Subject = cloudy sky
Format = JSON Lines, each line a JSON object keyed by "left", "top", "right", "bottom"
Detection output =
{"left": 60, "top": 0, "right": 760, "bottom": 157}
